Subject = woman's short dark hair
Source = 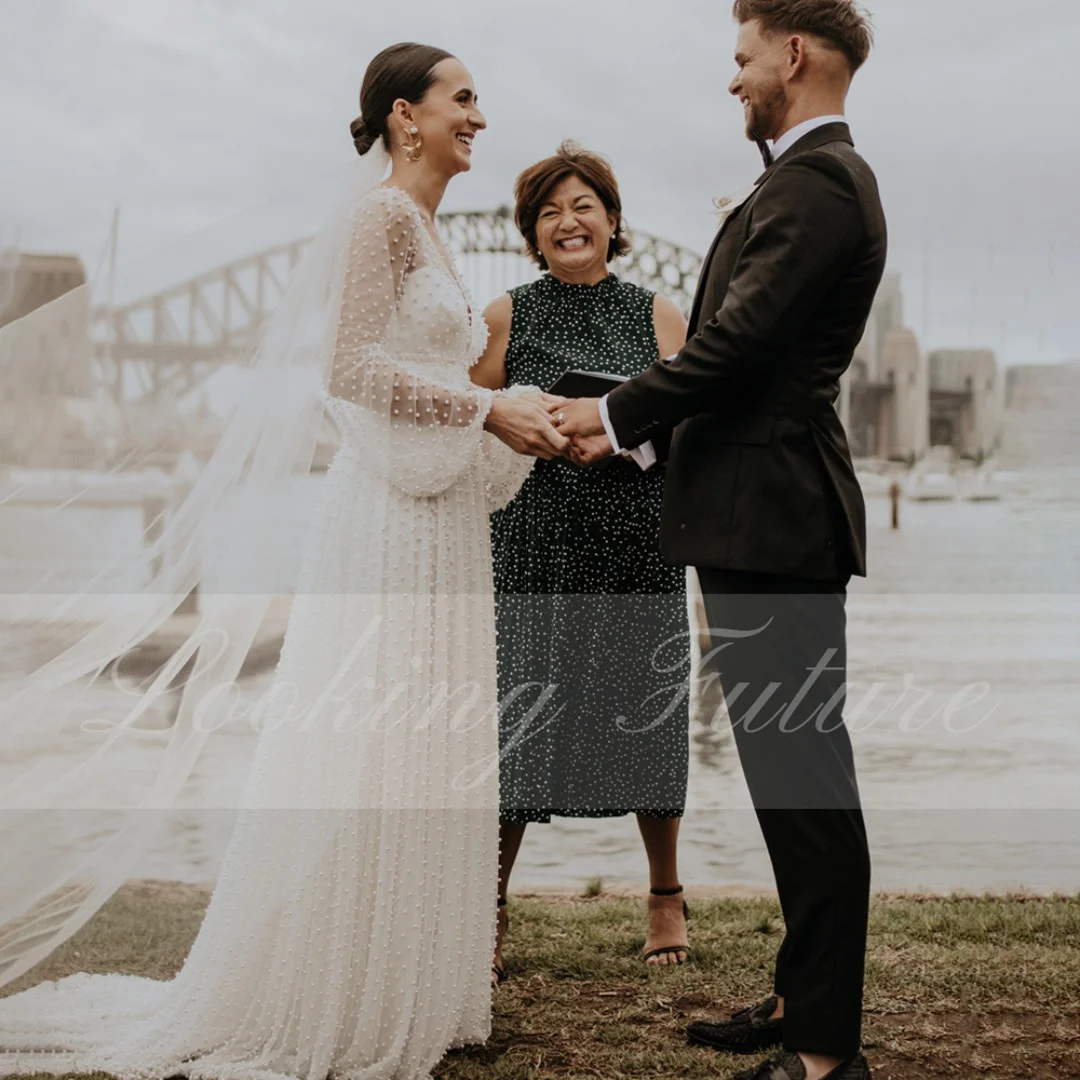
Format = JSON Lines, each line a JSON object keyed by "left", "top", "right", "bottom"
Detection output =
{"left": 513, "top": 142, "right": 631, "bottom": 270}
{"left": 349, "top": 43, "right": 454, "bottom": 156}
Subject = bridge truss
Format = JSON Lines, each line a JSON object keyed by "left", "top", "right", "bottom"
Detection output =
{"left": 91, "top": 209, "right": 703, "bottom": 405}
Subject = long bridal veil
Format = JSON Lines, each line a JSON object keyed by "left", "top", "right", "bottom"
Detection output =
{"left": 0, "top": 146, "right": 393, "bottom": 989}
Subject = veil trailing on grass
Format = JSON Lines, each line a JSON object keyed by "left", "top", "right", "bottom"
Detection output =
{"left": 0, "top": 147, "right": 393, "bottom": 989}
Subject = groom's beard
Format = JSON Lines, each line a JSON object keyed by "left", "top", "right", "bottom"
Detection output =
{"left": 745, "top": 81, "right": 786, "bottom": 143}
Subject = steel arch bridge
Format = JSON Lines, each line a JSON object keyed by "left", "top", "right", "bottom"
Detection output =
{"left": 91, "top": 208, "right": 703, "bottom": 403}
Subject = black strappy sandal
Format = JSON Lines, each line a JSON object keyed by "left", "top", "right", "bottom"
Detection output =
{"left": 641, "top": 884, "right": 691, "bottom": 965}
{"left": 491, "top": 896, "right": 509, "bottom": 986}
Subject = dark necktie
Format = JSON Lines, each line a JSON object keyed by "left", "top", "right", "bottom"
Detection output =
{"left": 756, "top": 136, "right": 774, "bottom": 169}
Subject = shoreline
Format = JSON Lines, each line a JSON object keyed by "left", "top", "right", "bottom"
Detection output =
{"left": 142, "top": 879, "right": 1080, "bottom": 902}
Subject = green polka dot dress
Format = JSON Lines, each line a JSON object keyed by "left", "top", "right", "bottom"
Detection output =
{"left": 491, "top": 273, "right": 689, "bottom": 824}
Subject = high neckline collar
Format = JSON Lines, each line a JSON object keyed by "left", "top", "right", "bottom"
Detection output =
{"left": 545, "top": 271, "right": 618, "bottom": 291}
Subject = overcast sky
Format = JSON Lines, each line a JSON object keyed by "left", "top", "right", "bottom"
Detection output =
{"left": 2, "top": 0, "right": 1078, "bottom": 367}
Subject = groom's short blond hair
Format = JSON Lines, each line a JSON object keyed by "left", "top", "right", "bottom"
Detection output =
{"left": 732, "top": 0, "right": 875, "bottom": 74}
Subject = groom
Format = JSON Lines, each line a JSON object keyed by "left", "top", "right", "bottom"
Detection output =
{"left": 554, "top": 2, "right": 885, "bottom": 1079}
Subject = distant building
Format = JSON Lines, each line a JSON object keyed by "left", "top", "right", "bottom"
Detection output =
{"left": 843, "top": 273, "right": 929, "bottom": 463}
{"left": 0, "top": 252, "right": 94, "bottom": 466}
{"left": 0, "top": 252, "right": 91, "bottom": 396}
{"left": 0, "top": 252, "right": 87, "bottom": 328}
{"left": 928, "top": 349, "right": 1004, "bottom": 463}
{"left": 1000, "top": 361, "right": 1080, "bottom": 469}
{"left": 842, "top": 274, "right": 1007, "bottom": 465}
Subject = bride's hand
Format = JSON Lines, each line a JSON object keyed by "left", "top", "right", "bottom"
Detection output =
{"left": 485, "top": 396, "right": 569, "bottom": 459}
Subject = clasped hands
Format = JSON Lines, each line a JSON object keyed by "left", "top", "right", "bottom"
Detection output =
{"left": 547, "top": 396, "right": 614, "bottom": 466}
{"left": 486, "top": 392, "right": 614, "bottom": 466}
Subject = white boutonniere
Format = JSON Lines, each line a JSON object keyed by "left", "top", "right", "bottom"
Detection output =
{"left": 712, "top": 183, "right": 758, "bottom": 224}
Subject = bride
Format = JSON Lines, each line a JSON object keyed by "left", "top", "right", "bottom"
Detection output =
{"left": 0, "top": 42, "right": 566, "bottom": 1080}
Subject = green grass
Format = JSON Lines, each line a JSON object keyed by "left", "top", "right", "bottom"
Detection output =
{"left": 4, "top": 884, "right": 1078, "bottom": 1080}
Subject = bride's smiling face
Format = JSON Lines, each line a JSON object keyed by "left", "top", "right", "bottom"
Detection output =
{"left": 534, "top": 176, "right": 618, "bottom": 281}
{"left": 395, "top": 58, "right": 486, "bottom": 177}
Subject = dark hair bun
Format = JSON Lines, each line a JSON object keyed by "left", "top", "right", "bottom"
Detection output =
{"left": 352, "top": 44, "right": 454, "bottom": 160}
{"left": 350, "top": 115, "right": 377, "bottom": 157}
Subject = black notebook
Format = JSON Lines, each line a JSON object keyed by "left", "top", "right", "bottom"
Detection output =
{"left": 547, "top": 368, "right": 669, "bottom": 469}
{"left": 546, "top": 369, "right": 628, "bottom": 398}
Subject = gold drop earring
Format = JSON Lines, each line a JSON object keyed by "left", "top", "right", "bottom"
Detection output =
{"left": 402, "top": 125, "right": 423, "bottom": 164}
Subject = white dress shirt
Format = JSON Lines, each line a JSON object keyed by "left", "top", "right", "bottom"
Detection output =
{"left": 599, "top": 114, "right": 847, "bottom": 466}
{"left": 598, "top": 395, "right": 655, "bottom": 468}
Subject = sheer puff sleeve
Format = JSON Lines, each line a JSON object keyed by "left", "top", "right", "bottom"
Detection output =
{"left": 326, "top": 186, "right": 495, "bottom": 497}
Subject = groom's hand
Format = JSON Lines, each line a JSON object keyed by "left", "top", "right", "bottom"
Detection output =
{"left": 568, "top": 433, "right": 614, "bottom": 467}
{"left": 549, "top": 397, "right": 604, "bottom": 438}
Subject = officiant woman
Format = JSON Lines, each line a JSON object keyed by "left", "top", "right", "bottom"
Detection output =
{"left": 472, "top": 142, "right": 692, "bottom": 981}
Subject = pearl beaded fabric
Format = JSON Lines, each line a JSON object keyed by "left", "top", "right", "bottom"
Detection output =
{"left": 491, "top": 274, "right": 689, "bottom": 823}
{"left": 0, "top": 185, "right": 536, "bottom": 1078}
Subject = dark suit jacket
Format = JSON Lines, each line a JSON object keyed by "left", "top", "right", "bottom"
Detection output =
{"left": 606, "top": 122, "right": 887, "bottom": 580}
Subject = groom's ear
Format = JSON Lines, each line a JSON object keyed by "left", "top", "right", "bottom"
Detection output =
{"left": 784, "top": 33, "right": 811, "bottom": 79}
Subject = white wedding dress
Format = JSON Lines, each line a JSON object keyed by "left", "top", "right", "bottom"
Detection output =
{"left": 0, "top": 185, "right": 535, "bottom": 1080}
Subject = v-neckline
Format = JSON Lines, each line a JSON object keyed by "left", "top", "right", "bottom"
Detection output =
{"left": 383, "top": 185, "right": 473, "bottom": 325}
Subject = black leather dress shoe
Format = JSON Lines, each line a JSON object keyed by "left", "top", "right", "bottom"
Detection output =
{"left": 686, "top": 996, "right": 783, "bottom": 1054}
{"left": 730, "top": 1051, "right": 871, "bottom": 1080}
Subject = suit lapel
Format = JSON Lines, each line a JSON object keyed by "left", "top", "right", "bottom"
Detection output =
{"left": 687, "top": 123, "right": 855, "bottom": 332}
{"left": 687, "top": 182, "right": 759, "bottom": 331}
